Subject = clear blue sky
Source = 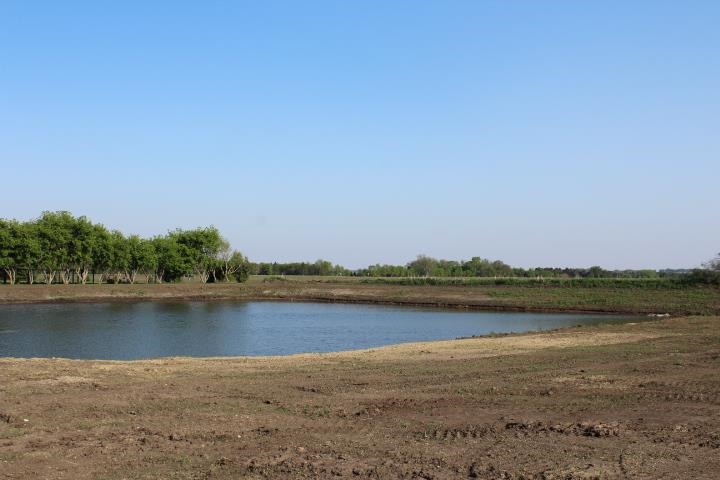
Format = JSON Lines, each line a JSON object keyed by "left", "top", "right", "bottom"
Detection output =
{"left": 1, "top": 1, "right": 718, "bottom": 269}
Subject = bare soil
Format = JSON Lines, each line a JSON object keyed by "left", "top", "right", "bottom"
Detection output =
{"left": 1, "top": 316, "right": 719, "bottom": 479}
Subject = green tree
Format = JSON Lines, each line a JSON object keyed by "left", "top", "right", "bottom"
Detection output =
{"left": 125, "top": 235, "right": 158, "bottom": 284}
{"left": 36, "top": 211, "right": 75, "bottom": 284}
{"left": 313, "top": 259, "right": 333, "bottom": 276}
{"left": 0, "top": 219, "right": 20, "bottom": 284}
{"left": 0, "top": 212, "right": 248, "bottom": 285}
{"left": 586, "top": 266, "right": 606, "bottom": 278}
{"left": 108, "top": 230, "right": 130, "bottom": 284}
{"left": 13, "top": 221, "right": 41, "bottom": 284}
{"left": 153, "top": 236, "right": 192, "bottom": 283}
{"left": 408, "top": 255, "right": 438, "bottom": 277}
{"left": 214, "top": 239, "right": 248, "bottom": 282}
{"left": 363, "top": 264, "right": 409, "bottom": 277}
{"left": 68, "top": 215, "right": 96, "bottom": 284}
{"left": 91, "top": 224, "right": 113, "bottom": 284}
{"left": 171, "top": 227, "right": 223, "bottom": 283}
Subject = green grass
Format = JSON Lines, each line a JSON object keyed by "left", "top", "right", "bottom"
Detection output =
{"left": 254, "top": 275, "right": 685, "bottom": 287}
{"left": 253, "top": 275, "right": 720, "bottom": 314}
{"left": 480, "top": 285, "right": 719, "bottom": 315}
{"left": 357, "top": 276, "right": 683, "bottom": 288}
{"left": 3, "top": 275, "right": 717, "bottom": 315}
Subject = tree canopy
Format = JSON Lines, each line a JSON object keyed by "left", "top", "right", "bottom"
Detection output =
{"left": 0, "top": 212, "right": 249, "bottom": 284}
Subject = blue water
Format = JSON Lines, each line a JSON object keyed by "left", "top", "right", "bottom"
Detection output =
{"left": 0, "top": 301, "right": 639, "bottom": 359}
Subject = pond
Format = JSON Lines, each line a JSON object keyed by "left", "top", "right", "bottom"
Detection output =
{"left": 0, "top": 301, "right": 641, "bottom": 359}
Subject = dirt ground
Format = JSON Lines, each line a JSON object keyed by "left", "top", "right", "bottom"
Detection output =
{"left": 1, "top": 316, "right": 719, "bottom": 479}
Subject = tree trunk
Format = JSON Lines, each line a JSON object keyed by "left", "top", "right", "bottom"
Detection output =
{"left": 3, "top": 268, "right": 16, "bottom": 285}
{"left": 75, "top": 268, "right": 89, "bottom": 285}
{"left": 220, "top": 263, "right": 228, "bottom": 282}
{"left": 225, "top": 264, "right": 240, "bottom": 282}
{"left": 60, "top": 269, "right": 71, "bottom": 285}
{"left": 27, "top": 269, "right": 34, "bottom": 285}
{"left": 43, "top": 269, "right": 56, "bottom": 285}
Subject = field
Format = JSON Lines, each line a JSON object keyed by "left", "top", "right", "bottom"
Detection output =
{"left": 1, "top": 276, "right": 718, "bottom": 315}
{"left": 1, "top": 279, "right": 719, "bottom": 478}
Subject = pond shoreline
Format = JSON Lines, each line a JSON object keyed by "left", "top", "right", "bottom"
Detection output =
{"left": 1, "top": 300, "right": 643, "bottom": 360}
{"left": 2, "top": 316, "right": 719, "bottom": 478}
{"left": 0, "top": 292, "right": 630, "bottom": 316}
{"left": 1, "top": 280, "right": 711, "bottom": 315}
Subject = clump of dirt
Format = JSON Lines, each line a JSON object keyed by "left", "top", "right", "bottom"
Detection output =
{"left": 505, "top": 420, "right": 622, "bottom": 437}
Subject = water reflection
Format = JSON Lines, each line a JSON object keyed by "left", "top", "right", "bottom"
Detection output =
{"left": 0, "top": 301, "right": 641, "bottom": 360}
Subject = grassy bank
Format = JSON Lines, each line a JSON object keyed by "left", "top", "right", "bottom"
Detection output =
{"left": 1, "top": 277, "right": 718, "bottom": 315}
{"left": 358, "top": 276, "right": 682, "bottom": 287}
{"left": 1, "top": 316, "right": 719, "bottom": 478}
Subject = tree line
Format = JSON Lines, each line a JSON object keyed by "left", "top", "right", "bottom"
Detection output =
{"left": 353, "top": 255, "right": 674, "bottom": 279}
{"left": 2, "top": 212, "right": 718, "bottom": 286}
{"left": 359, "top": 255, "right": 514, "bottom": 278}
{"left": 254, "top": 255, "right": 720, "bottom": 286}
{"left": 255, "top": 259, "right": 348, "bottom": 276}
{"left": 249, "top": 255, "right": 691, "bottom": 280}
{"left": 0, "top": 211, "right": 250, "bottom": 285}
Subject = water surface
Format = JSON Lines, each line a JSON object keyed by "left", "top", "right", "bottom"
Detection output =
{"left": 0, "top": 301, "right": 640, "bottom": 359}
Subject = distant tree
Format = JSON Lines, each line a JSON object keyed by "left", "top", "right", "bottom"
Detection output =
{"left": 313, "top": 259, "right": 333, "bottom": 276}
{"left": 214, "top": 240, "right": 248, "bottom": 282}
{"left": 434, "top": 259, "right": 461, "bottom": 277}
{"left": 681, "top": 253, "right": 720, "bottom": 286}
{"left": 491, "top": 260, "right": 513, "bottom": 276}
{"left": 364, "top": 264, "right": 408, "bottom": 277}
{"left": 586, "top": 266, "right": 606, "bottom": 278}
{"left": 704, "top": 253, "right": 720, "bottom": 271}
{"left": 408, "top": 255, "right": 438, "bottom": 277}
{"left": 255, "top": 262, "right": 274, "bottom": 275}
{"left": 460, "top": 257, "right": 513, "bottom": 277}
{"left": 227, "top": 252, "right": 252, "bottom": 282}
